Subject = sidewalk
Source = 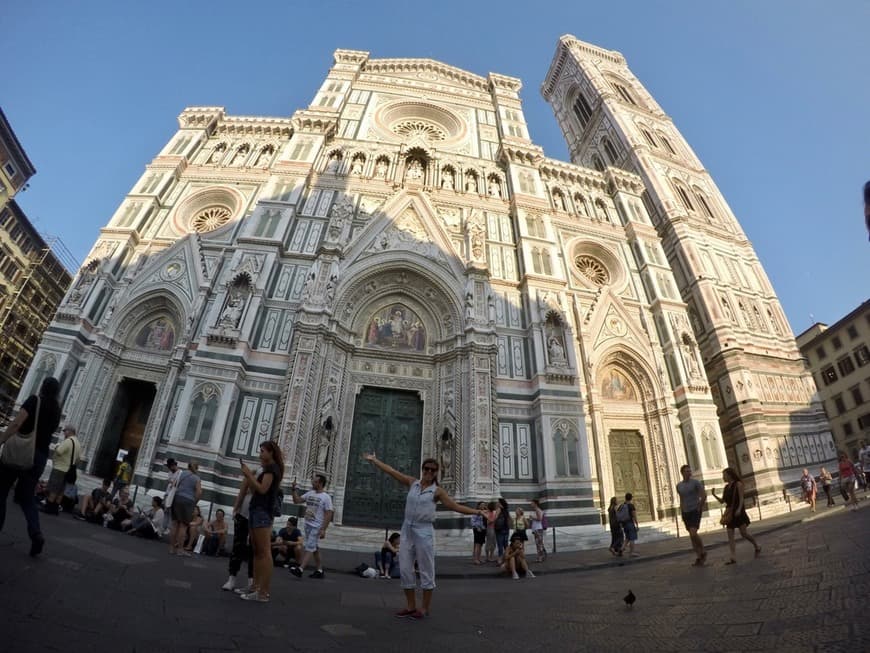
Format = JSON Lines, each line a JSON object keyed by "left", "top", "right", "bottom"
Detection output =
{"left": 317, "top": 500, "right": 851, "bottom": 579}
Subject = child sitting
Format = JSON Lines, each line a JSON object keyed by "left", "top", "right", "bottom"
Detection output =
{"left": 374, "top": 532, "right": 400, "bottom": 578}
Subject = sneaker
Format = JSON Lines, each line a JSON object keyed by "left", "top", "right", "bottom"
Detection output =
{"left": 239, "top": 591, "right": 269, "bottom": 603}
{"left": 309, "top": 569, "right": 325, "bottom": 579}
{"left": 409, "top": 610, "right": 427, "bottom": 620}
{"left": 289, "top": 566, "right": 303, "bottom": 578}
{"left": 394, "top": 608, "right": 416, "bottom": 618}
{"left": 527, "top": 571, "right": 536, "bottom": 578}
{"left": 221, "top": 577, "right": 236, "bottom": 591}
{"left": 234, "top": 585, "right": 255, "bottom": 595}
{"left": 29, "top": 534, "right": 45, "bottom": 557}
{"left": 512, "top": 572, "right": 520, "bottom": 580}
{"left": 73, "top": 512, "right": 87, "bottom": 521}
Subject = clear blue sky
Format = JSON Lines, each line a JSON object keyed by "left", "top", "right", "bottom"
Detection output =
{"left": 3, "top": 1, "right": 868, "bottom": 335}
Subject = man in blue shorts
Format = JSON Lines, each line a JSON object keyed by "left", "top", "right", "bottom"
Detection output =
{"left": 676, "top": 464, "right": 707, "bottom": 566}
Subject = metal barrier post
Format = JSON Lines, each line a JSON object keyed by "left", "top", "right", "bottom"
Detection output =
{"left": 551, "top": 527, "right": 556, "bottom": 554}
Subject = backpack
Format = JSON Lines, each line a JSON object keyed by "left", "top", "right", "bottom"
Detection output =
{"left": 616, "top": 502, "right": 631, "bottom": 523}
{"left": 64, "top": 439, "right": 78, "bottom": 485}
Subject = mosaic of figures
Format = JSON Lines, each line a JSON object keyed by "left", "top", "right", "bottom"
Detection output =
{"left": 365, "top": 304, "right": 426, "bottom": 352}
{"left": 134, "top": 317, "right": 176, "bottom": 351}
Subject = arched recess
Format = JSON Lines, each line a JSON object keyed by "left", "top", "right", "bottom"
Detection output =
{"left": 112, "top": 291, "right": 186, "bottom": 350}
{"left": 595, "top": 347, "right": 673, "bottom": 520}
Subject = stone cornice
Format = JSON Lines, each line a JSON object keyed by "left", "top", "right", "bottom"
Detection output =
{"left": 605, "top": 167, "right": 645, "bottom": 195}
{"left": 333, "top": 49, "right": 370, "bottom": 66}
{"left": 291, "top": 109, "right": 338, "bottom": 136}
{"left": 488, "top": 73, "right": 522, "bottom": 94}
{"left": 539, "top": 158, "right": 608, "bottom": 190}
{"left": 216, "top": 116, "right": 294, "bottom": 138}
{"left": 364, "top": 58, "right": 489, "bottom": 92}
{"left": 178, "top": 107, "right": 224, "bottom": 130}
{"left": 497, "top": 143, "right": 545, "bottom": 166}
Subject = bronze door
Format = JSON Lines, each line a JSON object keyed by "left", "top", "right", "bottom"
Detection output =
{"left": 609, "top": 429, "right": 652, "bottom": 520}
{"left": 343, "top": 387, "right": 423, "bottom": 528}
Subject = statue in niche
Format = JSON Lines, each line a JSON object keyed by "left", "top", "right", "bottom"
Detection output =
{"left": 439, "top": 429, "right": 454, "bottom": 479}
{"left": 466, "top": 211, "right": 486, "bottom": 260}
{"left": 208, "top": 143, "right": 226, "bottom": 164}
{"left": 465, "top": 292, "right": 474, "bottom": 323}
{"left": 375, "top": 158, "right": 388, "bottom": 178}
{"left": 441, "top": 168, "right": 455, "bottom": 190}
{"left": 325, "top": 274, "right": 337, "bottom": 305}
{"left": 231, "top": 145, "right": 249, "bottom": 166}
{"left": 325, "top": 152, "right": 341, "bottom": 173}
{"left": 465, "top": 174, "right": 478, "bottom": 193}
{"left": 547, "top": 335, "right": 566, "bottom": 365}
{"left": 316, "top": 416, "right": 334, "bottom": 468}
{"left": 256, "top": 147, "right": 272, "bottom": 167}
{"left": 219, "top": 291, "right": 246, "bottom": 329}
{"left": 487, "top": 295, "right": 497, "bottom": 325}
{"left": 328, "top": 196, "right": 353, "bottom": 239}
{"left": 487, "top": 178, "right": 501, "bottom": 198}
{"left": 406, "top": 159, "right": 424, "bottom": 182}
{"left": 681, "top": 333, "right": 701, "bottom": 379}
{"left": 300, "top": 271, "right": 316, "bottom": 302}
{"left": 351, "top": 157, "right": 364, "bottom": 175}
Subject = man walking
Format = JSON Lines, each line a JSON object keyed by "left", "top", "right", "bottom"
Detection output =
{"left": 162, "top": 458, "right": 180, "bottom": 534}
{"left": 618, "top": 493, "right": 639, "bottom": 557}
{"left": 676, "top": 465, "right": 707, "bottom": 566}
{"left": 44, "top": 425, "right": 79, "bottom": 515}
{"left": 289, "top": 474, "right": 333, "bottom": 579}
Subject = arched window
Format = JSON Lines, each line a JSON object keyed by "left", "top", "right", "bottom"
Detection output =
{"left": 602, "top": 137, "right": 619, "bottom": 165}
{"left": 525, "top": 215, "right": 542, "bottom": 238}
{"left": 541, "top": 249, "right": 553, "bottom": 276}
{"left": 659, "top": 133, "right": 677, "bottom": 155}
{"left": 553, "top": 421, "right": 579, "bottom": 476}
{"left": 612, "top": 82, "right": 637, "bottom": 106}
{"left": 572, "top": 92, "right": 593, "bottom": 129}
{"left": 641, "top": 129, "right": 657, "bottom": 148}
{"left": 693, "top": 188, "right": 716, "bottom": 220}
{"left": 591, "top": 155, "right": 605, "bottom": 172}
{"left": 531, "top": 247, "right": 543, "bottom": 274}
{"left": 672, "top": 181, "right": 695, "bottom": 212}
{"left": 184, "top": 383, "right": 220, "bottom": 444}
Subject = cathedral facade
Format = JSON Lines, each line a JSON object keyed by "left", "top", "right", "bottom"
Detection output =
{"left": 25, "top": 36, "right": 833, "bottom": 528}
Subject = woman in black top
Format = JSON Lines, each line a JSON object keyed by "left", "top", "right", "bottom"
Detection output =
{"left": 607, "top": 496, "right": 624, "bottom": 556}
{"left": 238, "top": 440, "right": 284, "bottom": 602}
{"left": 0, "top": 377, "right": 62, "bottom": 557}
{"left": 712, "top": 467, "right": 761, "bottom": 564}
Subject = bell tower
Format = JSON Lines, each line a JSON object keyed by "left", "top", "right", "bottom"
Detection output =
{"left": 542, "top": 35, "right": 832, "bottom": 497}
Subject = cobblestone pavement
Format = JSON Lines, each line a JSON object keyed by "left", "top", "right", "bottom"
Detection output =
{"left": 0, "top": 503, "right": 866, "bottom": 652}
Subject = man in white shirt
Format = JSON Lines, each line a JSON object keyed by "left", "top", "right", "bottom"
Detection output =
{"left": 289, "top": 474, "right": 334, "bottom": 579}
{"left": 859, "top": 441, "right": 870, "bottom": 489}
{"left": 676, "top": 465, "right": 707, "bottom": 566}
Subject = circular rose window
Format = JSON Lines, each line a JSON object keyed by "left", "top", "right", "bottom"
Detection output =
{"left": 574, "top": 255, "right": 610, "bottom": 285}
{"left": 192, "top": 206, "right": 232, "bottom": 233}
{"left": 393, "top": 119, "right": 447, "bottom": 142}
{"left": 375, "top": 101, "right": 464, "bottom": 144}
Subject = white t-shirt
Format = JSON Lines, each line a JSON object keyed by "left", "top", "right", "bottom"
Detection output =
{"left": 302, "top": 490, "right": 333, "bottom": 529}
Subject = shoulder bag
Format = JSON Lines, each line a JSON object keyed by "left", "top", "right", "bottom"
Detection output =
{"left": 0, "top": 397, "right": 40, "bottom": 471}
{"left": 64, "top": 438, "right": 78, "bottom": 484}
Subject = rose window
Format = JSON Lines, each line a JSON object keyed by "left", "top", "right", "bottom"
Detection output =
{"left": 574, "top": 255, "right": 610, "bottom": 285}
{"left": 191, "top": 206, "right": 232, "bottom": 233}
{"left": 393, "top": 120, "right": 448, "bottom": 142}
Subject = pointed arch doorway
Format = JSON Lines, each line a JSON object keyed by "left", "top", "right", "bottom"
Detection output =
{"left": 609, "top": 430, "right": 652, "bottom": 520}
{"left": 343, "top": 387, "right": 424, "bottom": 528}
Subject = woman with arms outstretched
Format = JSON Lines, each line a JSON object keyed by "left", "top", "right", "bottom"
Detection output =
{"left": 363, "top": 452, "right": 485, "bottom": 619}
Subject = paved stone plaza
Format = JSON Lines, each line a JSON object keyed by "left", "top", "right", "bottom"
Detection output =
{"left": 0, "top": 501, "right": 866, "bottom": 652}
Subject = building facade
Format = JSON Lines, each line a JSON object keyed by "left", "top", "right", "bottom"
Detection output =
{"left": 796, "top": 301, "right": 870, "bottom": 458}
{"left": 25, "top": 37, "right": 833, "bottom": 528}
{"left": 0, "top": 109, "right": 72, "bottom": 415}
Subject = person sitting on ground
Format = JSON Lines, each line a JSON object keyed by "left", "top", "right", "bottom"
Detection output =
{"left": 75, "top": 478, "right": 112, "bottom": 522}
{"left": 125, "top": 496, "right": 165, "bottom": 539}
{"left": 501, "top": 534, "right": 535, "bottom": 580}
{"left": 203, "top": 509, "right": 229, "bottom": 556}
{"left": 105, "top": 488, "right": 134, "bottom": 530}
{"left": 375, "top": 532, "right": 400, "bottom": 578}
{"left": 271, "top": 516, "right": 302, "bottom": 567}
{"left": 184, "top": 505, "right": 204, "bottom": 552}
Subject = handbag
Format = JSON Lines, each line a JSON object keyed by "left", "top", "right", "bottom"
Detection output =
{"left": 0, "top": 397, "right": 40, "bottom": 471}
{"left": 64, "top": 438, "right": 78, "bottom": 484}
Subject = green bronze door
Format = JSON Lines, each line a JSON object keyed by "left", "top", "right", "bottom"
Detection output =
{"left": 343, "top": 387, "right": 423, "bottom": 528}
{"left": 609, "top": 430, "right": 652, "bottom": 520}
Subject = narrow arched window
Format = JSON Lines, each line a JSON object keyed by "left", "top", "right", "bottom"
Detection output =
{"left": 572, "top": 93, "right": 593, "bottom": 129}
{"left": 641, "top": 129, "right": 657, "bottom": 148}
{"left": 531, "top": 247, "right": 543, "bottom": 274}
{"left": 613, "top": 83, "right": 637, "bottom": 106}
{"left": 693, "top": 189, "right": 716, "bottom": 220}
{"left": 602, "top": 137, "right": 619, "bottom": 164}
{"left": 673, "top": 181, "right": 695, "bottom": 212}
{"left": 591, "top": 155, "right": 605, "bottom": 172}
{"left": 541, "top": 249, "right": 553, "bottom": 276}
{"left": 659, "top": 134, "right": 677, "bottom": 155}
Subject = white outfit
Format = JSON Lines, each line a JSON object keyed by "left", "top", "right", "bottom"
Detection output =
{"left": 399, "top": 480, "right": 437, "bottom": 591}
{"left": 302, "top": 490, "right": 333, "bottom": 552}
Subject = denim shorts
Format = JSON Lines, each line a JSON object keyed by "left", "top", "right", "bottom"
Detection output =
{"left": 249, "top": 506, "right": 273, "bottom": 530}
{"left": 681, "top": 509, "right": 701, "bottom": 530}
